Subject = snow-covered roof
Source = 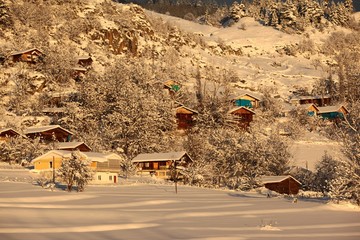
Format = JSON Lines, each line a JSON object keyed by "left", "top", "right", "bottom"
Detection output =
{"left": 72, "top": 67, "right": 87, "bottom": 71}
{"left": 57, "top": 142, "right": 91, "bottom": 151}
{"left": 77, "top": 56, "right": 92, "bottom": 61}
{"left": 290, "top": 95, "right": 331, "bottom": 101}
{"left": 42, "top": 107, "right": 66, "bottom": 113}
{"left": 175, "top": 105, "right": 198, "bottom": 114}
{"left": 11, "top": 48, "right": 43, "bottom": 56}
{"left": 0, "top": 128, "right": 21, "bottom": 136}
{"left": 31, "top": 150, "right": 122, "bottom": 163}
{"left": 132, "top": 151, "right": 191, "bottom": 163}
{"left": 261, "top": 175, "right": 301, "bottom": 185}
{"left": 317, "top": 105, "right": 348, "bottom": 114}
{"left": 24, "top": 125, "right": 73, "bottom": 135}
{"left": 228, "top": 107, "right": 256, "bottom": 114}
{"left": 230, "top": 90, "right": 262, "bottom": 101}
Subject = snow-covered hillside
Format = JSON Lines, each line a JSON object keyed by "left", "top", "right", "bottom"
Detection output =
{"left": 0, "top": 0, "right": 359, "bottom": 202}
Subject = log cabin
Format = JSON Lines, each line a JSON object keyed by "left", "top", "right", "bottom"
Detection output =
{"left": 24, "top": 125, "right": 73, "bottom": 143}
{"left": 230, "top": 92, "right": 262, "bottom": 109}
{"left": 31, "top": 150, "right": 123, "bottom": 184}
{"left": 131, "top": 151, "right": 192, "bottom": 180}
{"left": 0, "top": 128, "right": 21, "bottom": 142}
{"left": 77, "top": 56, "right": 93, "bottom": 67}
{"left": 317, "top": 105, "right": 349, "bottom": 121}
{"left": 228, "top": 107, "right": 255, "bottom": 129}
{"left": 175, "top": 105, "right": 198, "bottom": 130}
{"left": 163, "top": 80, "right": 181, "bottom": 93}
{"left": 261, "top": 175, "right": 301, "bottom": 195}
{"left": 10, "top": 48, "right": 44, "bottom": 63}
{"left": 56, "top": 142, "right": 92, "bottom": 152}
{"left": 290, "top": 95, "right": 331, "bottom": 107}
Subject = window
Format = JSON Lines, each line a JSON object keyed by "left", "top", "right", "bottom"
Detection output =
{"left": 109, "top": 176, "right": 112, "bottom": 181}
{"left": 145, "top": 162, "right": 150, "bottom": 168}
{"left": 98, "top": 175, "right": 101, "bottom": 180}
{"left": 49, "top": 161, "right": 53, "bottom": 169}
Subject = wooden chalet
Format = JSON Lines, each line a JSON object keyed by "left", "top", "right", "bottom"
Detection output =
{"left": 228, "top": 107, "right": 255, "bottom": 129}
{"left": 46, "top": 91, "right": 77, "bottom": 107}
{"left": 164, "top": 80, "right": 181, "bottom": 93}
{"left": 0, "top": 128, "right": 21, "bottom": 142}
{"left": 231, "top": 91, "right": 262, "bottom": 109}
{"left": 290, "top": 95, "right": 331, "bottom": 107}
{"left": 175, "top": 105, "right": 198, "bottom": 130}
{"left": 317, "top": 105, "right": 349, "bottom": 120}
{"left": 301, "top": 103, "right": 320, "bottom": 116}
{"left": 77, "top": 56, "right": 93, "bottom": 67}
{"left": 72, "top": 67, "right": 87, "bottom": 80}
{"left": 56, "top": 142, "right": 92, "bottom": 152}
{"left": 31, "top": 150, "right": 123, "bottom": 184}
{"left": 10, "top": 48, "right": 43, "bottom": 63}
{"left": 131, "top": 151, "right": 192, "bottom": 179}
{"left": 260, "top": 175, "right": 301, "bottom": 195}
{"left": 24, "top": 125, "right": 73, "bottom": 142}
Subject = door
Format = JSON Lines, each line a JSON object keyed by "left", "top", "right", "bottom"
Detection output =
{"left": 114, "top": 176, "right": 117, "bottom": 183}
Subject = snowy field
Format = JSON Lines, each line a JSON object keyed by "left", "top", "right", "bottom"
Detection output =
{"left": 1, "top": 179, "right": 359, "bottom": 240}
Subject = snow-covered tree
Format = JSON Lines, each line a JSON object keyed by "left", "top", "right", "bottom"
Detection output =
{"left": 0, "top": 136, "right": 44, "bottom": 165}
{"left": 314, "top": 152, "right": 339, "bottom": 195}
{"left": 57, "top": 150, "right": 93, "bottom": 192}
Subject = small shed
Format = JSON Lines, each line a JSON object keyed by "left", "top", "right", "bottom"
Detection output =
{"left": 231, "top": 91, "right": 262, "bottom": 108}
{"left": 72, "top": 67, "right": 87, "bottom": 80}
{"left": 317, "top": 105, "right": 349, "bottom": 120}
{"left": 228, "top": 107, "right": 255, "bottom": 128}
{"left": 132, "top": 151, "right": 192, "bottom": 179}
{"left": 163, "top": 80, "right": 181, "bottom": 93}
{"left": 0, "top": 128, "right": 21, "bottom": 142}
{"left": 57, "top": 142, "right": 92, "bottom": 152}
{"left": 261, "top": 175, "right": 301, "bottom": 195}
{"left": 10, "top": 48, "right": 43, "bottom": 63}
{"left": 175, "top": 105, "right": 198, "bottom": 130}
{"left": 301, "top": 103, "right": 320, "bottom": 116}
{"left": 77, "top": 56, "right": 93, "bottom": 67}
{"left": 24, "top": 125, "right": 73, "bottom": 142}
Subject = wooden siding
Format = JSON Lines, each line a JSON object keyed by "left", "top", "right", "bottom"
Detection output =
{"left": 12, "top": 49, "right": 43, "bottom": 63}
{"left": 265, "top": 178, "right": 301, "bottom": 195}
{"left": 26, "top": 129, "right": 72, "bottom": 142}
{"left": 33, "top": 155, "right": 63, "bottom": 171}
{"left": 176, "top": 113, "right": 195, "bottom": 129}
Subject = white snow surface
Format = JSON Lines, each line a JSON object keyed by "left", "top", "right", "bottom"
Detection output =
{"left": 0, "top": 178, "right": 359, "bottom": 240}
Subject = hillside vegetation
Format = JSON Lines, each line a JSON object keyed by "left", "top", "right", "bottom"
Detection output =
{"left": 0, "top": 0, "right": 359, "bottom": 204}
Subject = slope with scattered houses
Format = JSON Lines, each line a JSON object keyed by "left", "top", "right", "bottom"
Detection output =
{"left": 0, "top": 0, "right": 358, "bottom": 197}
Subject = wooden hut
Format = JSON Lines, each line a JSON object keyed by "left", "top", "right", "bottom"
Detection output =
{"left": 231, "top": 92, "right": 262, "bottom": 109}
{"left": 10, "top": 48, "right": 43, "bottom": 63}
{"left": 301, "top": 103, "right": 320, "bottom": 116}
{"left": 56, "top": 142, "right": 92, "bottom": 152}
{"left": 24, "top": 125, "right": 73, "bottom": 143}
{"left": 0, "top": 128, "right": 21, "bottom": 142}
{"left": 228, "top": 107, "right": 255, "bottom": 129}
{"left": 175, "top": 105, "right": 198, "bottom": 130}
{"left": 261, "top": 175, "right": 301, "bottom": 195}
{"left": 317, "top": 105, "right": 349, "bottom": 120}
{"left": 290, "top": 95, "right": 331, "bottom": 107}
{"left": 132, "top": 151, "right": 192, "bottom": 179}
{"left": 163, "top": 80, "right": 181, "bottom": 93}
{"left": 77, "top": 56, "right": 93, "bottom": 67}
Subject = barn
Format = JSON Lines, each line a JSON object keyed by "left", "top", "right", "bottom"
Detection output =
{"left": 261, "top": 175, "right": 301, "bottom": 195}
